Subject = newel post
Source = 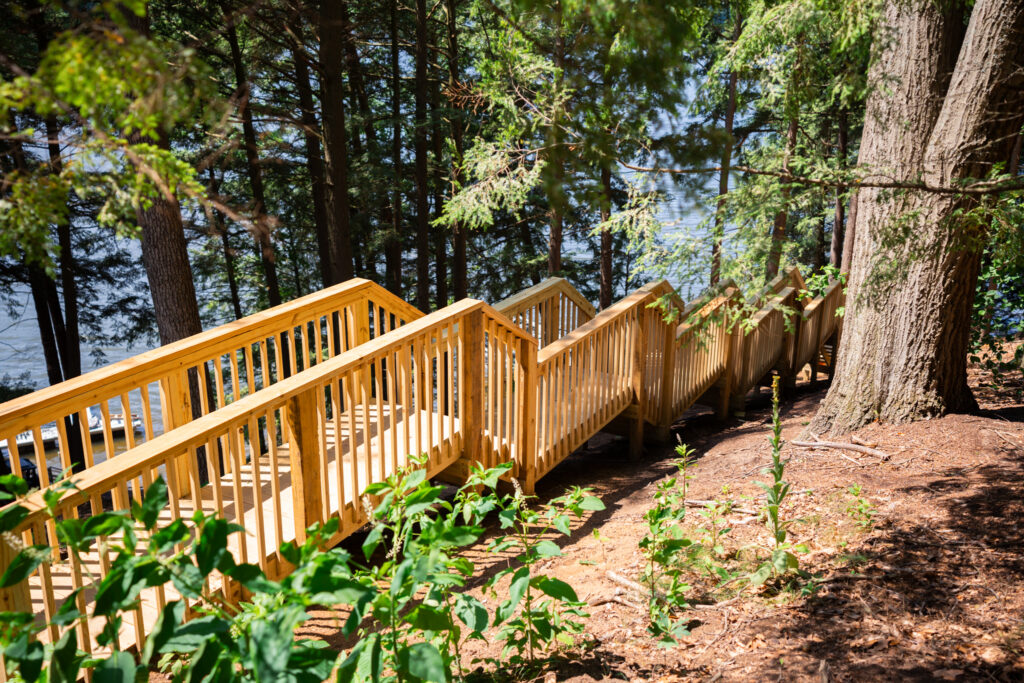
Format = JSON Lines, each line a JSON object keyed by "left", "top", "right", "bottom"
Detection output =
{"left": 657, "top": 308, "right": 678, "bottom": 435}
{"left": 516, "top": 336, "right": 538, "bottom": 495}
{"left": 159, "top": 370, "right": 194, "bottom": 496}
{"left": 461, "top": 308, "right": 486, "bottom": 470}
{"left": 285, "top": 388, "right": 324, "bottom": 544}
{"left": 629, "top": 305, "right": 647, "bottom": 460}
{"left": 717, "top": 293, "right": 739, "bottom": 421}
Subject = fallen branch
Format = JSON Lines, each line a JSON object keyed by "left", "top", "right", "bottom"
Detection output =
{"left": 685, "top": 500, "right": 756, "bottom": 515}
{"left": 791, "top": 440, "right": 891, "bottom": 461}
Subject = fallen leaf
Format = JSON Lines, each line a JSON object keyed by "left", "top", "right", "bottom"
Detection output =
{"left": 932, "top": 669, "right": 964, "bottom": 681}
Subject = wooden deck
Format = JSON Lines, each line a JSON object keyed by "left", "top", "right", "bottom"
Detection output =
{"left": 1, "top": 268, "right": 843, "bottom": 654}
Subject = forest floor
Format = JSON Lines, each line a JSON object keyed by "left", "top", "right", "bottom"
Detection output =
{"left": 301, "top": 357, "right": 1024, "bottom": 682}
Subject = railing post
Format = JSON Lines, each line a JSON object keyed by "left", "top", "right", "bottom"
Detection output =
{"left": 160, "top": 371, "right": 193, "bottom": 496}
{"left": 784, "top": 291, "right": 802, "bottom": 392}
{"left": 517, "top": 337, "right": 538, "bottom": 494}
{"left": 731, "top": 319, "right": 751, "bottom": 417}
{"left": 656, "top": 309, "right": 677, "bottom": 440}
{"left": 544, "top": 297, "right": 559, "bottom": 347}
{"left": 0, "top": 535, "right": 30, "bottom": 615}
{"left": 462, "top": 308, "right": 486, "bottom": 469}
{"left": 717, "top": 295, "right": 738, "bottom": 421}
{"left": 285, "top": 388, "right": 324, "bottom": 544}
{"left": 629, "top": 306, "right": 647, "bottom": 460}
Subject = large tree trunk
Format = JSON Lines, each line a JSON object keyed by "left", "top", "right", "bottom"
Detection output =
{"left": 413, "top": 0, "right": 431, "bottom": 310}
{"left": 226, "top": 21, "right": 282, "bottom": 307}
{"left": 810, "top": 0, "right": 1024, "bottom": 434}
{"left": 386, "top": 0, "right": 403, "bottom": 295}
{"left": 289, "top": 13, "right": 334, "bottom": 288}
{"left": 320, "top": 1, "right": 355, "bottom": 282}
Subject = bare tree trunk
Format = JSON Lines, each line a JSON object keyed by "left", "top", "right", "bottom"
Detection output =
{"left": 841, "top": 191, "right": 857, "bottom": 275}
{"left": 446, "top": 0, "right": 468, "bottom": 300}
{"left": 599, "top": 165, "right": 613, "bottom": 309}
{"left": 711, "top": 12, "right": 741, "bottom": 286}
{"left": 766, "top": 117, "right": 798, "bottom": 278}
{"left": 208, "top": 168, "right": 243, "bottom": 320}
{"left": 289, "top": 13, "right": 334, "bottom": 288}
{"left": 432, "top": 78, "right": 449, "bottom": 309}
{"left": 386, "top": 0, "right": 403, "bottom": 295}
{"left": 810, "top": 0, "right": 1024, "bottom": 435}
{"left": 226, "top": 21, "right": 282, "bottom": 306}
{"left": 413, "top": 0, "right": 431, "bottom": 310}
{"left": 320, "top": 1, "right": 355, "bottom": 281}
{"left": 547, "top": 3, "right": 566, "bottom": 277}
{"left": 830, "top": 109, "right": 849, "bottom": 270}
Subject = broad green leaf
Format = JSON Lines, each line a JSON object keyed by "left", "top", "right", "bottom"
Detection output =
{"left": 397, "top": 642, "right": 447, "bottom": 683}
{"left": 1, "top": 546, "right": 48, "bottom": 587}
{"left": 93, "top": 650, "right": 138, "bottom": 683}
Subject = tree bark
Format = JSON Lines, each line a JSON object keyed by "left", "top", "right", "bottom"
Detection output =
{"left": 599, "top": 164, "right": 613, "bottom": 309}
{"left": 289, "top": 12, "right": 334, "bottom": 287}
{"left": 766, "top": 117, "right": 798, "bottom": 278}
{"left": 413, "top": 0, "right": 431, "bottom": 310}
{"left": 432, "top": 77, "right": 449, "bottom": 309}
{"left": 810, "top": 0, "right": 1024, "bottom": 434}
{"left": 386, "top": 0, "right": 403, "bottom": 295}
{"left": 446, "top": 0, "right": 468, "bottom": 300}
{"left": 208, "top": 168, "right": 243, "bottom": 320}
{"left": 546, "top": 6, "right": 566, "bottom": 277}
{"left": 830, "top": 109, "right": 849, "bottom": 270}
{"left": 320, "top": 1, "right": 355, "bottom": 281}
{"left": 226, "top": 20, "right": 282, "bottom": 307}
{"left": 711, "top": 12, "right": 741, "bottom": 286}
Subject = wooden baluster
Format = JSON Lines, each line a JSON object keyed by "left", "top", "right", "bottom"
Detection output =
{"left": 284, "top": 387, "right": 325, "bottom": 545}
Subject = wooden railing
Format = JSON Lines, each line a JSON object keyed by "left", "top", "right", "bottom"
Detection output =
{"left": 3, "top": 299, "right": 532, "bottom": 652}
{"left": 0, "top": 266, "right": 844, "bottom": 655}
{"left": 494, "top": 277, "right": 597, "bottom": 347}
{"left": 0, "top": 279, "right": 422, "bottom": 494}
{"left": 793, "top": 282, "right": 843, "bottom": 372}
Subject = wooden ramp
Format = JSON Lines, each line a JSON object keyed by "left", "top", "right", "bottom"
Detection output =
{"left": 1, "top": 269, "right": 843, "bottom": 655}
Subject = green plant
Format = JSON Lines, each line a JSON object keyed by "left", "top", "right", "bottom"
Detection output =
{"left": 638, "top": 442, "right": 698, "bottom": 645}
{"left": 484, "top": 481, "right": 604, "bottom": 674}
{"left": 749, "top": 375, "right": 805, "bottom": 587}
{"left": 0, "top": 456, "right": 551, "bottom": 683}
{"left": 845, "top": 484, "right": 876, "bottom": 530}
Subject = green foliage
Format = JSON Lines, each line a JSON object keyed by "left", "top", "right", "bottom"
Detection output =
{"left": 638, "top": 442, "right": 697, "bottom": 645}
{"left": 0, "top": 455, "right": 603, "bottom": 683}
{"left": 1, "top": 1, "right": 222, "bottom": 274}
{"left": 484, "top": 481, "right": 604, "bottom": 674}
{"left": 845, "top": 484, "right": 875, "bottom": 531}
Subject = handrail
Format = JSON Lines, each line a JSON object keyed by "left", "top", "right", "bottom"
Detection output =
{"left": 11, "top": 300, "right": 528, "bottom": 520}
{"left": 0, "top": 266, "right": 844, "bottom": 654}
{"left": 0, "top": 279, "right": 423, "bottom": 491}
{"left": 495, "top": 277, "right": 597, "bottom": 347}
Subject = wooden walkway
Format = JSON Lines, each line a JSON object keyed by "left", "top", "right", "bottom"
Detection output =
{"left": 0, "top": 267, "right": 842, "bottom": 653}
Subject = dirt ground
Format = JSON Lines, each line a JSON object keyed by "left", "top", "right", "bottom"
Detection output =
{"left": 299, "top": 359, "right": 1024, "bottom": 682}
